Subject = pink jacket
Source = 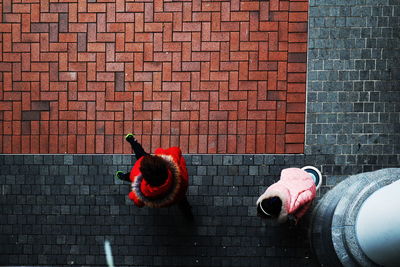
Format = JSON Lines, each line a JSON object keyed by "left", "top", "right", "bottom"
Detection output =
{"left": 256, "top": 168, "right": 316, "bottom": 223}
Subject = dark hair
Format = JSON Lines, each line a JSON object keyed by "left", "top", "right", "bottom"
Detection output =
{"left": 259, "top": 197, "right": 282, "bottom": 217}
{"left": 139, "top": 155, "right": 169, "bottom": 186}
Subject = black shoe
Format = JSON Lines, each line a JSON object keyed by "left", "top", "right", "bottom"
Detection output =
{"left": 115, "top": 171, "right": 124, "bottom": 180}
{"left": 125, "top": 133, "right": 135, "bottom": 142}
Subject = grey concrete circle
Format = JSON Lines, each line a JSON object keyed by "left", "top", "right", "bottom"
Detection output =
{"left": 310, "top": 168, "right": 400, "bottom": 267}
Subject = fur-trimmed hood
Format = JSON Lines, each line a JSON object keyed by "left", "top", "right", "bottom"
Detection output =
{"left": 131, "top": 155, "right": 183, "bottom": 208}
{"left": 257, "top": 168, "right": 316, "bottom": 223}
{"left": 128, "top": 147, "right": 189, "bottom": 208}
{"left": 257, "top": 184, "right": 290, "bottom": 223}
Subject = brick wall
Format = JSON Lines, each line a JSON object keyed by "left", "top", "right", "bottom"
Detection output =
{"left": 0, "top": 0, "right": 308, "bottom": 154}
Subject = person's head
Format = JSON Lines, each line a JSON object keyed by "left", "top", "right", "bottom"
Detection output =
{"left": 258, "top": 197, "right": 282, "bottom": 218}
{"left": 139, "top": 155, "right": 169, "bottom": 186}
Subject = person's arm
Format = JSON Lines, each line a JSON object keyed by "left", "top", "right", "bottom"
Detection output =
{"left": 291, "top": 189, "right": 315, "bottom": 221}
{"left": 292, "top": 201, "right": 312, "bottom": 222}
{"left": 128, "top": 191, "right": 145, "bottom": 207}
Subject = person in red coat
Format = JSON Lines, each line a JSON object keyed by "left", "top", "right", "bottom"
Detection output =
{"left": 115, "top": 134, "right": 193, "bottom": 220}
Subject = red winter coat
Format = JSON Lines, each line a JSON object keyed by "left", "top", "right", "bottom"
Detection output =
{"left": 256, "top": 168, "right": 316, "bottom": 223}
{"left": 128, "top": 147, "right": 189, "bottom": 208}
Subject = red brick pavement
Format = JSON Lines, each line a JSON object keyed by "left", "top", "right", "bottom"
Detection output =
{"left": 0, "top": 0, "right": 307, "bottom": 154}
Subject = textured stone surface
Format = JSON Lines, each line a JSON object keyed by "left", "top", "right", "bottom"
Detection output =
{"left": 338, "top": 169, "right": 400, "bottom": 267}
{"left": 0, "top": 154, "right": 321, "bottom": 267}
{"left": 306, "top": 0, "right": 400, "bottom": 176}
{"left": 311, "top": 168, "right": 400, "bottom": 267}
{"left": 309, "top": 173, "right": 357, "bottom": 267}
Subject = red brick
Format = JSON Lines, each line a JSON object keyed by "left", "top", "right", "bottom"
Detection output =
{"left": 271, "top": 11, "right": 289, "bottom": 22}
{"left": 153, "top": 52, "right": 171, "bottom": 62}
{"left": 288, "top": 63, "right": 306, "bottom": 72}
{"left": 205, "top": 135, "right": 216, "bottom": 153}
{"left": 249, "top": 11, "right": 259, "bottom": 31}
{"left": 231, "top": 12, "right": 250, "bottom": 22}
{"left": 144, "top": 23, "right": 163, "bottom": 32}
{"left": 287, "top": 102, "right": 305, "bottom": 113}
{"left": 219, "top": 42, "right": 229, "bottom": 61}
{"left": 230, "top": 52, "right": 248, "bottom": 61}
{"left": 211, "top": 32, "right": 229, "bottom": 42}
{"left": 219, "top": 1, "right": 230, "bottom": 20}
{"left": 219, "top": 62, "right": 237, "bottom": 71}
{"left": 289, "top": 22, "right": 308, "bottom": 32}
{"left": 1, "top": 0, "right": 307, "bottom": 154}
{"left": 278, "top": 22, "right": 289, "bottom": 42}
{"left": 173, "top": 32, "right": 191, "bottom": 42}
{"left": 248, "top": 91, "right": 258, "bottom": 110}
{"left": 59, "top": 72, "right": 77, "bottom": 81}
{"left": 288, "top": 73, "right": 306, "bottom": 83}
{"left": 173, "top": 12, "right": 183, "bottom": 32}
{"left": 259, "top": 2, "right": 270, "bottom": 21}
{"left": 209, "top": 72, "right": 228, "bottom": 81}
{"left": 247, "top": 110, "right": 266, "bottom": 120}
{"left": 280, "top": 1, "right": 290, "bottom": 11}
{"left": 288, "top": 43, "right": 308, "bottom": 53}
{"left": 116, "top": 13, "right": 135, "bottom": 23}
{"left": 238, "top": 81, "right": 257, "bottom": 91}
{"left": 290, "top": 2, "right": 308, "bottom": 12}
{"left": 250, "top": 32, "right": 268, "bottom": 42}
{"left": 289, "top": 32, "right": 308, "bottom": 43}
{"left": 285, "top": 143, "right": 304, "bottom": 153}
{"left": 288, "top": 83, "right": 306, "bottom": 92}
{"left": 286, "top": 113, "right": 305, "bottom": 123}
{"left": 248, "top": 71, "right": 268, "bottom": 81}
{"left": 191, "top": 32, "right": 201, "bottom": 51}
{"left": 287, "top": 93, "right": 306, "bottom": 103}
{"left": 133, "top": 72, "right": 152, "bottom": 82}
{"left": 126, "top": 3, "right": 144, "bottom": 12}
{"left": 105, "top": 63, "right": 124, "bottom": 72}
{"left": 143, "top": 2, "right": 153, "bottom": 22}
{"left": 202, "top": 42, "right": 220, "bottom": 51}
{"left": 170, "top": 72, "right": 189, "bottom": 82}
{"left": 269, "top": 52, "right": 287, "bottom": 61}
{"left": 289, "top": 12, "right": 308, "bottom": 22}
{"left": 286, "top": 123, "right": 305, "bottom": 134}
{"left": 285, "top": 134, "right": 304, "bottom": 144}
{"left": 240, "top": 1, "right": 259, "bottom": 11}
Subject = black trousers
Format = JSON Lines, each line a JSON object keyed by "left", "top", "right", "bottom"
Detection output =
{"left": 177, "top": 196, "right": 194, "bottom": 221}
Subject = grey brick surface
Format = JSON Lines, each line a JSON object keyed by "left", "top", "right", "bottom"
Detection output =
{"left": 306, "top": 0, "right": 400, "bottom": 178}
{"left": 0, "top": 154, "right": 332, "bottom": 267}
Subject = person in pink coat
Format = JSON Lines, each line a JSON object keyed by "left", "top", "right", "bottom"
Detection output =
{"left": 256, "top": 168, "right": 317, "bottom": 224}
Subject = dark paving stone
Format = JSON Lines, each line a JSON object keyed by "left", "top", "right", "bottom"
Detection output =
{"left": 0, "top": 154, "right": 331, "bottom": 267}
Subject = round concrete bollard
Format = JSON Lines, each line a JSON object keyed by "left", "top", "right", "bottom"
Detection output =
{"left": 355, "top": 179, "right": 400, "bottom": 267}
{"left": 309, "top": 168, "right": 400, "bottom": 267}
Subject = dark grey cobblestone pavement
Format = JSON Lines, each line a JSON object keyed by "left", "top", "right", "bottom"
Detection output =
{"left": 1, "top": 154, "right": 399, "bottom": 266}
{"left": 0, "top": 154, "right": 338, "bottom": 267}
